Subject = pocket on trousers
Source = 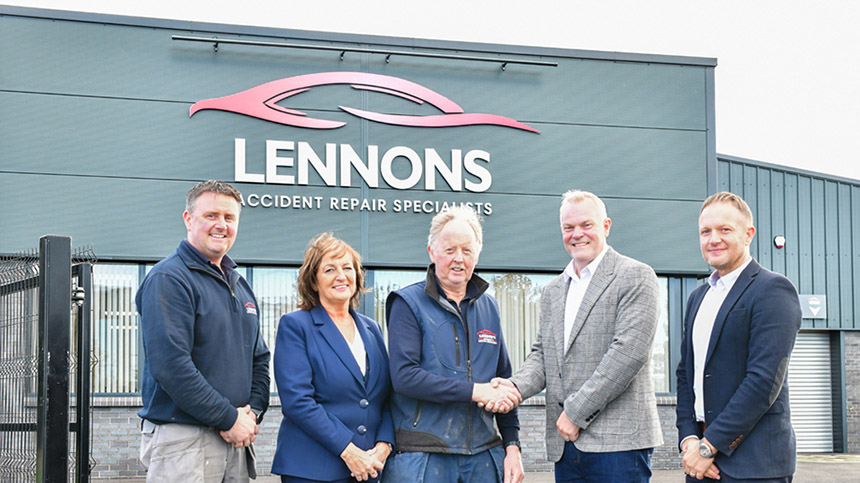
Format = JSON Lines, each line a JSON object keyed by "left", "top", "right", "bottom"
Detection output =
{"left": 148, "top": 424, "right": 206, "bottom": 482}
{"left": 487, "top": 445, "right": 506, "bottom": 481}
{"left": 139, "top": 419, "right": 156, "bottom": 470}
{"left": 382, "top": 451, "right": 430, "bottom": 483}
{"left": 245, "top": 443, "right": 257, "bottom": 479}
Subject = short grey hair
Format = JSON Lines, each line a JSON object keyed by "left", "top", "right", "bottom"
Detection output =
{"left": 427, "top": 205, "right": 483, "bottom": 255}
{"left": 560, "top": 189, "right": 608, "bottom": 221}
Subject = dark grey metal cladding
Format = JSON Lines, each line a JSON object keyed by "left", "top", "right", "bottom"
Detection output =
{"left": 365, "top": 121, "right": 707, "bottom": 200}
{"left": 717, "top": 154, "right": 860, "bottom": 330}
{"left": 1, "top": 8, "right": 715, "bottom": 274}
{"left": 0, "top": 91, "right": 363, "bottom": 180}
{"left": 0, "top": 14, "right": 709, "bottom": 132}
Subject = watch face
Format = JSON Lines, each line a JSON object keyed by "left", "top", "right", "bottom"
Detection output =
{"left": 699, "top": 442, "right": 714, "bottom": 458}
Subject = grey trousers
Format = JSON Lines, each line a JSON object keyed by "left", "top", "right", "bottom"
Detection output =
{"left": 140, "top": 420, "right": 257, "bottom": 482}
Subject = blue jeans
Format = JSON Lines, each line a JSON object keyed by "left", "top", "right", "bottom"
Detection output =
{"left": 685, "top": 474, "right": 792, "bottom": 482}
{"left": 281, "top": 477, "right": 358, "bottom": 483}
{"left": 555, "top": 442, "right": 653, "bottom": 482}
{"left": 383, "top": 446, "right": 505, "bottom": 482}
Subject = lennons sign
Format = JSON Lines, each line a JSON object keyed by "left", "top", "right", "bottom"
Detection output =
{"left": 189, "top": 72, "right": 540, "bottom": 133}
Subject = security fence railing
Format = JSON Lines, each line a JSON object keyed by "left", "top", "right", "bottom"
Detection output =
{"left": 0, "top": 235, "right": 95, "bottom": 483}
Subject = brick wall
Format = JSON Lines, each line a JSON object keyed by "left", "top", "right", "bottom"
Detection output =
{"left": 846, "top": 331, "right": 860, "bottom": 454}
{"left": 90, "top": 405, "right": 146, "bottom": 479}
{"left": 87, "top": 398, "right": 688, "bottom": 479}
{"left": 654, "top": 399, "right": 683, "bottom": 470}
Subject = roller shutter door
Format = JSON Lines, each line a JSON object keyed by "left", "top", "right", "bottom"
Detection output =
{"left": 787, "top": 331, "right": 833, "bottom": 452}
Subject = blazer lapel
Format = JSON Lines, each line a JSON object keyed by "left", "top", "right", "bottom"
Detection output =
{"left": 564, "top": 249, "right": 618, "bottom": 356}
{"left": 549, "top": 276, "right": 569, "bottom": 371}
{"left": 312, "top": 306, "right": 365, "bottom": 386}
{"left": 705, "top": 260, "right": 760, "bottom": 364}
{"left": 354, "top": 313, "right": 377, "bottom": 387}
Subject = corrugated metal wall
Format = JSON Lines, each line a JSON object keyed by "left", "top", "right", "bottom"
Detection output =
{"left": 717, "top": 155, "right": 860, "bottom": 330}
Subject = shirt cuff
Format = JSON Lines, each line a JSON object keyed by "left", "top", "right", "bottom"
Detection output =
{"left": 680, "top": 434, "right": 699, "bottom": 452}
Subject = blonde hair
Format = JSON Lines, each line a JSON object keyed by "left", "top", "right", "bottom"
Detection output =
{"left": 702, "top": 192, "right": 754, "bottom": 228}
{"left": 560, "top": 189, "right": 608, "bottom": 221}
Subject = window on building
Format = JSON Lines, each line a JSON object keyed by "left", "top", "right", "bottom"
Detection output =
{"left": 89, "top": 263, "right": 671, "bottom": 396}
{"left": 91, "top": 264, "right": 140, "bottom": 394}
{"left": 484, "top": 273, "right": 556, "bottom": 374}
{"left": 251, "top": 267, "right": 299, "bottom": 392}
{"left": 371, "top": 270, "right": 425, "bottom": 341}
{"left": 652, "top": 277, "right": 670, "bottom": 393}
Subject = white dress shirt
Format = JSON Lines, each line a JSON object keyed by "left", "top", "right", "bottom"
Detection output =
{"left": 344, "top": 325, "right": 367, "bottom": 376}
{"left": 692, "top": 257, "right": 752, "bottom": 421}
{"left": 562, "top": 245, "right": 609, "bottom": 355}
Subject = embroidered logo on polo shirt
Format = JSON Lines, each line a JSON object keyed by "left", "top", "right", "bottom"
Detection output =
{"left": 477, "top": 329, "right": 498, "bottom": 345}
{"left": 244, "top": 302, "right": 258, "bottom": 315}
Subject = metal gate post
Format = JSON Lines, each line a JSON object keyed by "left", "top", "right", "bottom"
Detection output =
{"left": 36, "top": 235, "right": 72, "bottom": 483}
{"left": 73, "top": 263, "right": 92, "bottom": 483}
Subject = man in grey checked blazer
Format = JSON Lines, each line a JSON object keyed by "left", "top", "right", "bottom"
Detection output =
{"left": 504, "top": 190, "right": 662, "bottom": 481}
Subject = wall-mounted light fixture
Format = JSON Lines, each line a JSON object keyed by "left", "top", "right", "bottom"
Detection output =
{"left": 172, "top": 35, "right": 558, "bottom": 71}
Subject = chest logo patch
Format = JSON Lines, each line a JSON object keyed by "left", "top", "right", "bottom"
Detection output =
{"left": 477, "top": 329, "right": 498, "bottom": 345}
{"left": 244, "top": 302, "right": 258, "bottom": 315}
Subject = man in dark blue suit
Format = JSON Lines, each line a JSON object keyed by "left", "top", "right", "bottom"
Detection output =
{"left": 676, "top": 192, "right": 801, "bottom": 482}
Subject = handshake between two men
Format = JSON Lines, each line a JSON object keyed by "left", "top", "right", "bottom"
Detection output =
{"left": 473, "top": 378, "right": 583, "bottom": 444}
{"left": 472, "top": 378, "right": 521, "bottom": 414}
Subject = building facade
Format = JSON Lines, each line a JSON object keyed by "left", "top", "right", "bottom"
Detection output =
{"left": 1, "top": 6, "right": 857, "bottom": 478}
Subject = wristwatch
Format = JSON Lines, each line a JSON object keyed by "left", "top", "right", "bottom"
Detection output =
{"left": 698, "top": 440, "right": 716, "bottom": 458}
{"left": 504, "top": 440, "right": 521, "bottom": 450}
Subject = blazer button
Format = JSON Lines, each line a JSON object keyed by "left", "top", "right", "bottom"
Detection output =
{"left": 357, "top": 425, "right": 367, "bottom": 435}
{"left": 359, "top": 399, "right": 370, "bottom": 408}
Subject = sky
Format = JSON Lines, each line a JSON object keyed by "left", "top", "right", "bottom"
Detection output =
{"left": 6, "top": 0, "right": 860, "bottom": 181}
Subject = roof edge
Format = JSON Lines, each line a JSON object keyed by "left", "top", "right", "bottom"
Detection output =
{"left": 718, "top": 153, "right": 860, "bottom": 186}
{"left": 1, "top": 5, "right": 718, "bottom": 67}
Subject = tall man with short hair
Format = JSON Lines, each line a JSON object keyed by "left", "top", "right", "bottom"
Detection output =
{"left": 676, "top": 192, "right": 801, "bottom": 482}
{"left": 138, "top": 180, "right": 270, "bottom": 482}
{"left": 500, "top": 189, "right": 663, "bottom": 481}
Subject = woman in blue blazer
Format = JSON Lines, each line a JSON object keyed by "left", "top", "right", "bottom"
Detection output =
{"left": 272, "top": 233, "right": 394, "bottom": 482}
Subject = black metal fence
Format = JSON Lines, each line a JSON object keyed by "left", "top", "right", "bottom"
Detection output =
{"left": 0, "top": 235, "right": 95, "bottom": 482}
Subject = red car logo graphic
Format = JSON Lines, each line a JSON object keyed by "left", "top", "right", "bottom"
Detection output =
{"left": 189, "top": 72, "right": 539, "bottom": 133}
{"left": 477, "top": 329, "right": 498, "bottom": 345}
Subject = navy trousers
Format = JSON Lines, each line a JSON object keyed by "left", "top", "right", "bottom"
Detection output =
{"left": 555, "top": 441, "right": 653, "bottom": 482}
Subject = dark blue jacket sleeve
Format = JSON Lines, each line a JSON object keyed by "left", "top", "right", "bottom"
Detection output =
{"left": 249, "top": 320, "right": 271, "bottom": 421}
{"left": 387, "top": 296, "right": 474, "bottom": 403}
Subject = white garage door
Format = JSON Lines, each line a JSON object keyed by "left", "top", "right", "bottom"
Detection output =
{"left": 787, "top": 331, "right": 833, "bottom": 452}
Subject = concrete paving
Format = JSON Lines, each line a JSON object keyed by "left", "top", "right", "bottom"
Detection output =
{"left": 104, "top": 453, "right": 860, "bottom": 482}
